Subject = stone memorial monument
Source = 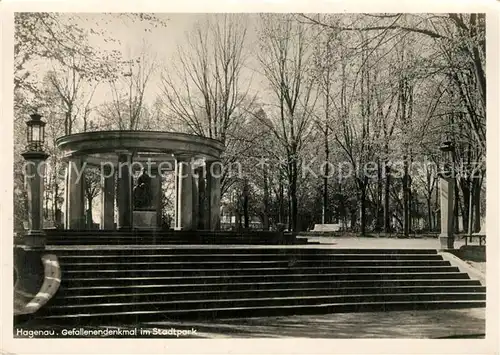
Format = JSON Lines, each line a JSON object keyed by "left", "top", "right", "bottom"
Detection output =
{"left": 133, "top": 169, "right": 157, "bottom": 230}
{"left": 55, "top": 130, "right": 224, "bottom": 231}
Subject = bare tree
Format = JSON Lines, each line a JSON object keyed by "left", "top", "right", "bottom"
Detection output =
{"left": 160, "top": 14, "right": 258, "bottom": 198}
{"left": 299, "top": 13, "right": 485, "bottom": 154}
{"left": 46, "top": 53, "right": 100, "bottom": 135}
{"left": 312, "top": 28, "right": 338, "bottom": 225}
{"left": 160, "top": 14, "right": 252, "bottom": 143}
{"left": 99, "top": 44, "right": 156, "bottom": 130}
{"left": 256, "top": 14, "right": 317, "bottom": 232}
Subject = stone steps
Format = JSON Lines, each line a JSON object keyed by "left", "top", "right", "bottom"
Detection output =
{"left": 25, "top": 246, "right": 485, "bottom": 324}
{"left": 63, "top": 265, "right": 461, "bottom": 275}
{"left": 59, "top": 260, "right": 453, "bottom": 270}
{"left": 56, "top": 286, "right": 486, "bottom": 304}
{"left": 54, "top": 254, "right": 445, "bottom": 262}
{"left": 43, "top": 230, "right": 301, "bottom": 245}
{"left": 58, "top": 279, "right": 484, "bottom": 295}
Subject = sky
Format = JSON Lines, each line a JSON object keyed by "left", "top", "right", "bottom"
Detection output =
{"left": 33, "top": 13, "right": 265, "bottom": 112}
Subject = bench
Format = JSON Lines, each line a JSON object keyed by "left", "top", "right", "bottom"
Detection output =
{"left": 460, "top": 234, "right": 486, "bottom": 246}
{"left": 311, "top": 224, "right": 342, "bottom": 232}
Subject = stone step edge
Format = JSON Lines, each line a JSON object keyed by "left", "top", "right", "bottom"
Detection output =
{"left": 47, "top": 292, "right": 487, "bottom": 309}
{"left": 58, "top": 286, "right": 487, "bottom": 300}
{"left": 61, "top": 279, "right": 482, "bottom": 291}
{"left": 62, "top": 266, "right": 459, "bottom": 273}
{"left": 41, "top": 300, "right": 487, "bottom": 319}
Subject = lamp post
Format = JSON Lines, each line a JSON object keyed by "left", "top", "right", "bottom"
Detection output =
{"left": 21, "top": 113, "right": 49, "bottom": 249}
{"left": 438, "top": 140, "right": 455, "bottom": 250}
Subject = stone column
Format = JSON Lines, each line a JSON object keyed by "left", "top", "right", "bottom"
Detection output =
{"left": 196, "top": 167, "right": 206, "bottom": 229}
{"left": 116, "top": 151, "right": 133, "bottom": 229}
{"left": 64, "top": 160, "right": 69, "bottom": 227}
{"left": 191, "top": 167, "right": 200, "bottom": 230}
{"left": 150, "top": 165, "right": 163, "bottom": 228}
{"left": 100, "top": 165, "right": 115, "bottom": 229}
{"left": 439, "top": 175, "right": 455, "bottom": 249}
{"left": 65, "top": 156, "right": 86, "bottom": 230}
{"left": 21, "top": 151, "right": 49, "bottom": 248}
{"left": 206, "top": 160, "right": 222, "bottom": 230}
{"left": 175, "top": 157, "right": 193, "bottom": 230}
{"left": 174, "top": 161, "right": 179, "bottom": 229}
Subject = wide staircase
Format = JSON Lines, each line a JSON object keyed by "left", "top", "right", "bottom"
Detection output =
{"left": 27, "top": 247, "right": 485, "bottom": 325}
{"left": 43, "top": 230, "right": 305, "bottom": 245}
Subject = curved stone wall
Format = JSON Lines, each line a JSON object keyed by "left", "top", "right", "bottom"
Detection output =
{"left": 14, "top": 251, "right": 61, "bottom": 318}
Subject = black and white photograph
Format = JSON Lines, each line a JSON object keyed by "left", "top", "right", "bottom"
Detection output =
{"left": 2, "top": 2, "right": 498, "bottom": 354}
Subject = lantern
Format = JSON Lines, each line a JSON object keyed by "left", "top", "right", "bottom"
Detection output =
{"left": 26, "top": 113, "right": 46, "bottom": 151}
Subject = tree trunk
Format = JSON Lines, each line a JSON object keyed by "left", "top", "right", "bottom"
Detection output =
{"left": 291, "top": 180, "right": 298, "bottom": 232}
{"left": 243, "top": 179, "right": 249, "bottom": 229}
{"left": 408, "top": 177, "right": 413, "bottom": 233}
{"left": 403, "top": 158, "right": 410, "bottom": 237}
{"left": 64, "top": 112, "right": 69, "bottom": 135}
{"left": 322, "top": 127, "right": 329, "bottom": 224}
{"left": 287, "top": 188, "right": 292, "bottom": 232}
{"left": 468, "top": 178, "right": 474, "bottom": 236}
{"left": 384, "top": 163, "right": 391, "bottom": 233}
{"left": 427, "top": 197, "right": 432, "bottom": 231}
{"left": 236, "top": 212, "right": 242, "bottom": 231}
{"left": 473, "top": 177, "right": 482, "bottom": 232}
{"left": 87, "top": 197, "right": 93, "bottom": 229}
{"left": 412, "top": 190, "right": 417, "bottom": 230}
{"left": 338, "top": 184, "right": 347, "bottom": 230}
{"left": 54, "top": 180, "right": 59, "bottom": 220}
{"left": 375, "top": 159, "right": 383, "bottom": 231}
{"left": 359, "top": 179, "right": 367, "bottom": 236}
{"left": 461, "top": 179, "right": 471, "bottom": 234}
{"left": 263, "top": 166, "right": 270, "bottom": 230}
{"left": 454, "top": 180, "right": 460, "bottom": 233}
{"left": 278, "top": 180, "right": 284, "bottom": 224}
{"left": 289, "top": 158, "right": 298, "bottom": 232}
{"left": 350, "top": 208, "right": 357, "bottom": 231}
{"left": 434, "top": 177, "right": 440, "bottom": 229}
{"left": 67, "top": 106, "right": 74, "bottom": 135}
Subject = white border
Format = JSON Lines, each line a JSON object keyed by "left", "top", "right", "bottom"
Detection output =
{"left": 1, "top": 1, "right": 498, "bottom": 354}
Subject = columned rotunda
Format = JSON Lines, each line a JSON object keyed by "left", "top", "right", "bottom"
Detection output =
{"left": 56, "top": 131, "right": 225, "bottom": 231}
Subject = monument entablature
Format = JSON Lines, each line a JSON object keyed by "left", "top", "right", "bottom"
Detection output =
{"left": 56, "top": 130, "right": 224, "bottom": 161}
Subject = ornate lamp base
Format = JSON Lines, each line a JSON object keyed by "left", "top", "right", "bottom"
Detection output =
{"left": 22, "top": 230, "right": 47, "bottom": 250}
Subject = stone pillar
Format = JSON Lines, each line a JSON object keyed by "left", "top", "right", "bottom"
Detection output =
{"left": 64, "top": 161, "right": 69, "bottom": 227}
{"left": 21, "top": 151, "right": 49, "bottom": 248}
{"left": 174, "top": 161, "right": 179, "bottom": 229}
{"left": 65, "top": 156, "right": 85, "bottom": 230}
{"left": 439, "top": 176, "right": 455, "bottom": 249}
{"left": 196, "top": 167, "right": 206, "bottom": 229}
{"left": 191, "top": 167, "right": 200, "bottom": 229}
{"left": 150, "top": 165, "right": 163, "bottom": 228}
{"left": 206, "top": 160, "right": 222, "bottom": 230}
{"left": 116, "top": 151, "right": 133, "bottom": 229}
{"left": 100, "top": 165, "right": 115, "bottom": 229}
{"left": 175, "top": 157, "right": 193, "bottom": 230}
